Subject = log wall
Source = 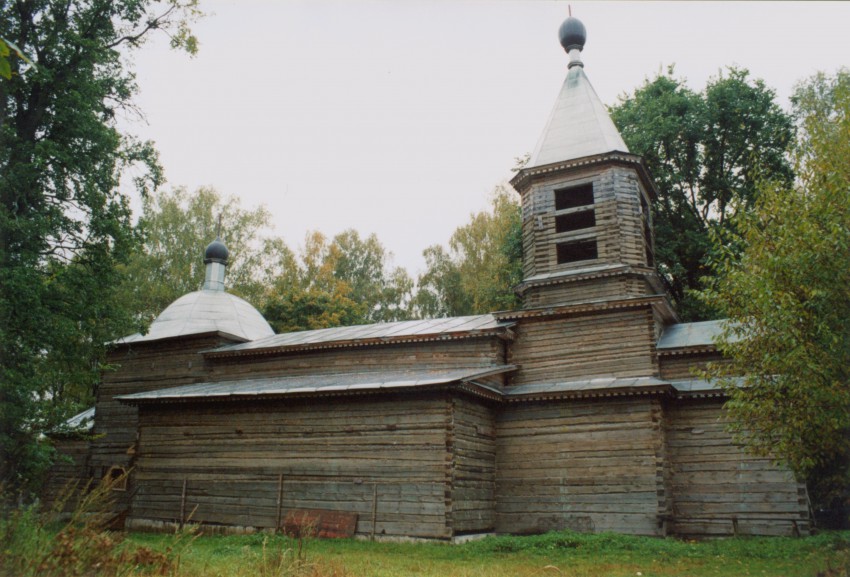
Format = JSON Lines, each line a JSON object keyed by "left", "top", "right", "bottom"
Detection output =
{"left": 522, "top": 276, "right": 656, "bottom": 309}
{"left": 495, "top": 396, "right": 668, "bottom": 536}
{"left": 665, "top": 398, "right": 810, "bottom": 537}
{"left": 91, "top": 334, "right": 231, "bottom": 513}
{"left": 520, "top": 166, "right": 652, "bottom": 307}
{"left": 449, "top": 396, "right": 496, "bottom": 534}
{"left": 207, "top": 338, "right": 505, "bottom": 381}
{"left": 507, "top": 308, "right": 658, "bottom": 386}
{"left": 130, "top": 394, "right": 456, "bottom": 539}
{"left": 659, "top": 352, "right": 731, "bottom": 381}
{"left": 41, "top": 437, "right": 91, "bottom": 513}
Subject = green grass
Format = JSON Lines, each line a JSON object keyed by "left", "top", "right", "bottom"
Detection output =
{"left": 3, "top": 488, "right": 847, "bottom": 577}
{"left": 124, "top": 529, "right": 850, "bottom": 577}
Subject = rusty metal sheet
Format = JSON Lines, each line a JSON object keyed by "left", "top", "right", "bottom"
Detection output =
{"left": 283, "top": 509, "right": 357, "bottom": 539}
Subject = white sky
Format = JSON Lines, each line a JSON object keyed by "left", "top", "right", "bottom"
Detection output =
{"left": 124, "top": 1, "right": 850, "bottom": 275}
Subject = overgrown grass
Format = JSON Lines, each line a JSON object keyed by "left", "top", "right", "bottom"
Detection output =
{"left": 1, "top": 479, "right": 184, "bottom": 577}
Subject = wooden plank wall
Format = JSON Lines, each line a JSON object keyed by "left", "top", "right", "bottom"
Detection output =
{"left": 659, "top": 353, "right": 731, "bottom": 381}
{"left": 208, "top": 339, "right": 504, "bottom": 381}
{"left": 41, "top": 437, "right": 91, "bottom": 512}
{"left": 94, "top": 335, "right": 502, "bottom": 519}
{"left": 449, "top": 396, "right": 496, "bottom": 534}
{"left": 130, "top": 394, "right": 455, "bottom": 539}
{"left": 666, "top": 398, "right": 810, "bottom": 537}
{"left": 523, "top": 276, "right": 655, "bottom": 309}
{"left": 90, "top": 334, "right": 230, "bottom": 512}
{"left": 520, "top": 166, "right": 650, "bottom": 307}
{"left": 495, "top": 397, "right": 667, "bottom": 536}
{"left": 507, "top": 308, "right": 658, "bottom": 386}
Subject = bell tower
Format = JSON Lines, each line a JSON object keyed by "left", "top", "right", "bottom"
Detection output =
{"left": 511, "top": 16, "right": 665, "bottom": 309}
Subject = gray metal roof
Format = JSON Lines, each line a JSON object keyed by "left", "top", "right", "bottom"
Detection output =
{"left": 211, "top": 314, "right": 507, "bottom": 355}
{"left": 115, "top": 366, "right": 514, "bottom": 404}
{"left": 117, "top": 289, "right": 274, "bottom": 345}
{"left": 528, "top": 65, "right": 628, "bottom": 168}
{"left": 670, "top": 377, "right": 744, "bottom": 394}
{"left": 506, "top": 376, "right": 669, "bottom": 398}
{"left": 657, "top": 319, "right": 738, "bottom": 350}
{"left": 64, "top": 407, "right": 95, "bottom": 430}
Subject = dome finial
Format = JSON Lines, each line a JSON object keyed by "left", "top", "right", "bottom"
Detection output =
{"left": 204, "top": 214, "right": 229, "bottom": 265}
{"left": 559, "top": 10, "right": 586, "bottom": 69}
{"left": 203, "top": 216, "right": 229, "bottom": 291}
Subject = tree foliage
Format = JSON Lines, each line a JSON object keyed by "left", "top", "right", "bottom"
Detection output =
{"left": 122, "top": 185, "right": 414, "bottom": 335}
{"left": 0, "top": 0, "right": 200, "bottom": 495}
{"left": 610, "top": 67, "right": 794, "bottom": 320}
{"left": 415, "top": 185, "right": 522, "bottom": 317}
{"left": 701, "top": 70, "right": 850, "bottom": 503}
{"left": 261, "top": 230, "right": 414, "bottom": 332}
{"left": 120, "top": 186, "right": 292, "bottom": 326}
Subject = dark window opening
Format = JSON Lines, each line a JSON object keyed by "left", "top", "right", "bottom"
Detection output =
{"left": 555, "top": 183, "right": 594, "bottom": 210}
{"left": 104, "top": 465, "right": 128, "bottom": 491}
{"left": 557, "top": 239, "right": 598, "bottom": 264}
{"left": 555, "top": 210, "right": 596, "bottom": 233}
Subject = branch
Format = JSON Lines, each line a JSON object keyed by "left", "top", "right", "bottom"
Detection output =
{"left": 104, "top": 4, "right": 178, "bottom": 50}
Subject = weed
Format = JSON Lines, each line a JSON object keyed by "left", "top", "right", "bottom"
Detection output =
{"left": 0, "top": 475, "right": 183, "bottom": 577}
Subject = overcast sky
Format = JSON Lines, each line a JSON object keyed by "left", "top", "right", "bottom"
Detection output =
{"left": 124, "top": 1, "right": 850, "bottom": 275}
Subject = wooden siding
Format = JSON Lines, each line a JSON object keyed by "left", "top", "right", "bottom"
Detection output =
{"left": 520, "top": 166, "right": 652, "bottom": 306}
{"left": 449, "top": 397, "right": 496, "bottom": 534}
{"left": 130, "top": 394, "right": 455, "bottom": 539}
{"left": 666, "top": 398, "right": 810, "bottom": 537}
{"left": 41, "top": 437, "right": 91, "bottom": 512}
{"left": 207, "top": 339, "right": 505, "bottom": 381}
{"left": 523, "top": 276, "right": 656, "bottom": 309}
{"left": 507, "top": 309, "right": 658, "bottom": 386}
{"left": 495, "top": 397, "right": 668, "bottom": 535}
{"left": 90, "top": 334, "right": 230, "bottom": 512}
{"left": 659, "top": 352, "right": 730, "bottom": 381}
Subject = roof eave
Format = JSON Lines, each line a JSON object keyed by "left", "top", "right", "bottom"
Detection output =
{"left": 110, "top": 329, "right": 251, "bottom": 349}
{"left": 510, "top": 151, "right": 659, "bottom": 201}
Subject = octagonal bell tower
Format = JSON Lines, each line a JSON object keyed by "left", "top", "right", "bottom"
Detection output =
{"left": 511, "top": 16, "right": 665, "bottom": 309}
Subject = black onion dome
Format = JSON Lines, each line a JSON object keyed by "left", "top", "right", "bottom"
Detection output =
{"left": 559, "top": 16, "right": 586, "bottom": 52}
{"left": 204, "top": 237, "right": 229, "bottom": 264}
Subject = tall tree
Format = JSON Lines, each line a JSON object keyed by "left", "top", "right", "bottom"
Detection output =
{"left": 120, "top": 186, "right": 292, "bottom": 326}
{"left": 0, "top": 0, "right": 200, "bottom": 495}
{"left": 701, "top": 70, "right": 850, "bottom": 512}
{"left": 415, "top": 184, "right": 522, "bottom": 317}
{"left": 325, "top": 230, "right": 414, "bottom": 324}
{"left": 261, "top": 230, "right": 413, "bottom": 332}
{"left": 610, "top": 67, "right": 794, "bottom": 321}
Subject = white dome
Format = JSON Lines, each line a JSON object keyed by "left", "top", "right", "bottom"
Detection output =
{"left": 118, "top": 289, "right": 274, "bottom": 344}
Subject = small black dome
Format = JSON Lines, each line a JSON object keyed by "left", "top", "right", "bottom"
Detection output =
{"left": 559, "top": 16, "right": 586, "bottom": 52}
{"left": 204, "top": 237, "right": 229, "bottom": 264}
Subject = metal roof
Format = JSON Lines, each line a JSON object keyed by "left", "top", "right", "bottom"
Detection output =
{"left": 657, "top": 319, "right": 738, "bottom": 350}
{"left": 210, "top": 314, "right": 508, "bottom": 356}
{"left": 64, "top": 407, "right": 95, "bottom": 430}
{"left": 505, "top": 376, "right": 670, "bottom": 399}
{"left": 528, "top": 64, "right": 628, "bottom": 168}
{"left": 117, "top": 289, "right": 274, "bottom": 345}
{"left": 115, "top": 366, "right": 515, "bottom": 404}
{"left": 670, "top": 377, "right": 744, "bottom": 396}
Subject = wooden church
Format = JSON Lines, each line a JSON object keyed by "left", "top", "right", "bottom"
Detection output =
{"left": 58, "top": 15, "right": 811, "bottom": 539}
